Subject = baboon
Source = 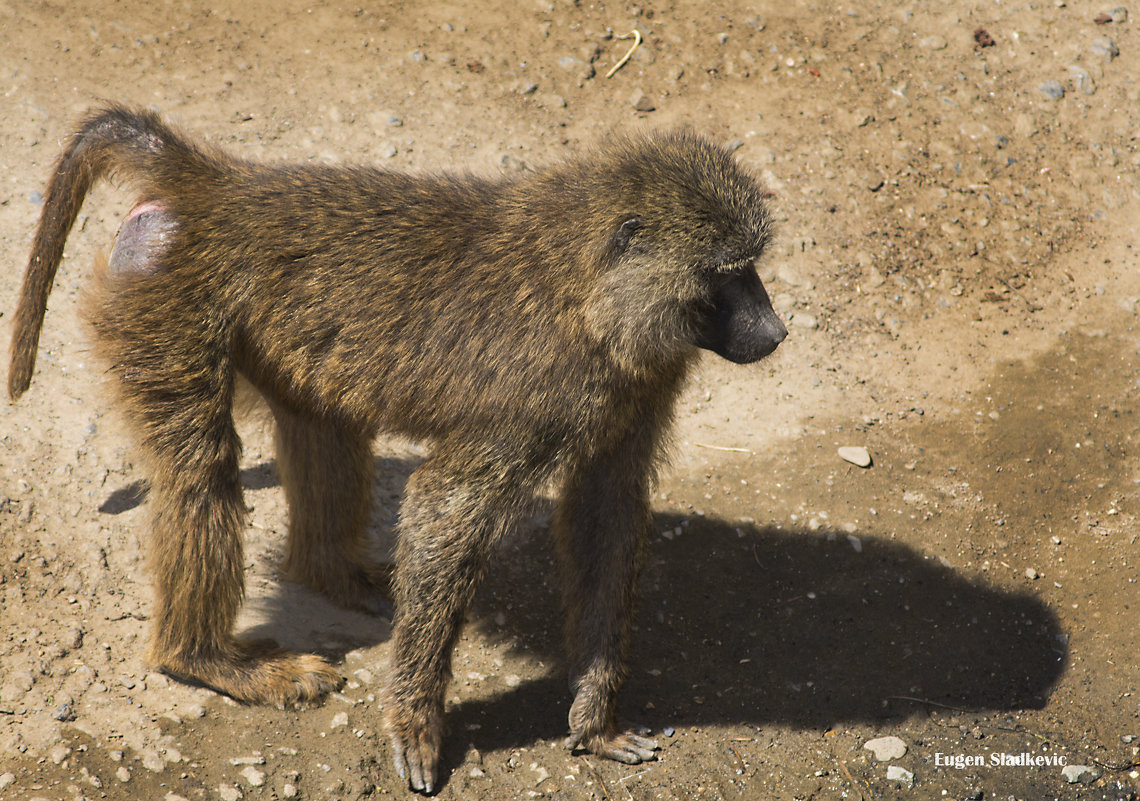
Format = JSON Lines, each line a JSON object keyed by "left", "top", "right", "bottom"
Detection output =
{"left": 9, "top": 105, "right": 787, "bottom": 793}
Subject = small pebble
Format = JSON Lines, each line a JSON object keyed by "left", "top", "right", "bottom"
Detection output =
{"left": 630, "top": 89, "right": 656, "bottom": 112}
{"left": 116, "top": 767, "right": 131, "bottom": 783}
{"left": 1038, "top": 80, "right": 1065, "bottom": 100}
{"left": 663, "top": 726, "right": 675, "bottom": 737}
{"left": 530, "top": 763, "right": 550, "bottom": 785}
{"left": 240, "top": 765, "right": 266, "bottom": 787}
{"left": 791, "top": 312, "right": 818, "bottom": 330}
{"left": 886, "top": 765, "right": 915, "bottom": 787}
{"left": 1062, "top": 764, "right": 1101, "bottom": 784}
{"left": 330, "top": 711, "right": 349, "bottom": 729}
{"left": 183, "top": 703, "right": 206, "bottom": 719}
{"left": 0, "top": 773, "right": 14, "bottom": 790}
{"left": 229, "top": 756, "right": 266, "bottom": 766}
{"left": 353, "top": 668, "right": 374, "bottom": 684}
{"left": 50, "top": 745, "right": 72, "bottom": 765}
{"left": 1091, "top": 37, "right": 1119, "bottom": 59}
{"left": 838, "top": 446, "right": 873, "bottom": 468}
{"left": 142, "top": 750, "right": 165, "bottom": 772}
{"left": 864, "top": 736, "right": 907, "bottom": 761}
{"left": 283, "top": 784, "right": 298, "bottom": 798}
{"left": 1067, "top": 65, "right": 1096, "bottom": 95}
{"left": 1025, "top": 567, "right": 1039, "bottom": 579}
{"left": 219, "top": 784, "right": 243, "bottom": 801}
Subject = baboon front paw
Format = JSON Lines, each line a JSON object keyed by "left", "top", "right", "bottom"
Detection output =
{"left": 386, "top": 705, "right": 444, "bottom": 795}
{"left": 564, "top": 726, "right": 659, "bottom": 764}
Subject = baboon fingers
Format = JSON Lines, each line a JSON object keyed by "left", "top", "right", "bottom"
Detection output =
{"left": 565, "top": 728, "right": 659, "bottom": 764}
{"left": 610, "top": 732, "right": 660, "bottom": 763}
{"left": 389, "top": 726, "right": 440, "bottom": 794}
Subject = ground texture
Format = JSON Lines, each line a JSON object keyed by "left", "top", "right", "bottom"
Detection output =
{"left": 1, "top": 1, "right": 1138, "bottom": 799}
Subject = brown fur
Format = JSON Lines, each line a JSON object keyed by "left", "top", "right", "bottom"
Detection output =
{"left": 8, "top": 105, "right": 785, "bottom": 793}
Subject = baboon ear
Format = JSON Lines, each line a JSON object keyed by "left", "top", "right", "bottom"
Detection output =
{"left": 611, "top": 217, "right": 643, "bottom": 256}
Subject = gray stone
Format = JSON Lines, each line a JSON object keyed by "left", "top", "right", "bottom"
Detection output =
{"left": 1067, "top": 65, "right": 1096, "bottom": 95}
{"left": 630, "top": 90, "right": 656, "bottom": 112}
{"left": 1061, "top": 764, "right": 1101, "bottom": 784}
{"left": 1038, "top": 80, "right": 1065, "bottom": 100}
{"left": 1091, "top": 38, "right": 1119, "bottom": 60}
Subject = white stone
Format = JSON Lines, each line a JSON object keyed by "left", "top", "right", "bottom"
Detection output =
{"left": 886, "top": 765, "right": 914, "bottom": 787}
{"left": 240, "top": 766, "right": 266, "bottom": 787}
{"left": 864, "top": 735, "right": 907, "bottom": 761}
{"left": 839, "top": 446, "right": 873, "bottom": 468}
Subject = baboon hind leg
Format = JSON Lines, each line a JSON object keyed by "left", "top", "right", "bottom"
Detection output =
{"left": 272, "top": 403, "right": 392, "bottom": 615}
{"left": 97, "top": 304, "right": 341, "bottom": 705}
{"left": 556, "top": 437, "right": 659, "bottom": 764}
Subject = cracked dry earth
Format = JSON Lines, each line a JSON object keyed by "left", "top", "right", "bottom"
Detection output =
{"left": 1, "top": 0, "right": 1139, "bottom": 799}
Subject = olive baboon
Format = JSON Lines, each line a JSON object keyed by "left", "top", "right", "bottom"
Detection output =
{"left": 9, "top": 105, "right": 787, "bottom": 793}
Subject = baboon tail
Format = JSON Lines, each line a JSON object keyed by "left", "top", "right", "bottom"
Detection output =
{"left": 8, "top": 104, "right": 212, "bottom": 400}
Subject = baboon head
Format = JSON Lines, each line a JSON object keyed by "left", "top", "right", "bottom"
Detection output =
{"left": 589, "top": 131, "right": 787, "bottom": 369}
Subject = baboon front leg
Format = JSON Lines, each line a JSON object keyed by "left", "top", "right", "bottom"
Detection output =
{"left": 556, "top": 449, "right": 659, "bottom": 764}
{"left": 272, "top": 404, "right": 392, "bottom": 614}
{"left": 108, "top": 344, "right": 341, "bottom": 705}
{"left": 384, "top": 449, "right": 528, "bottom": 794}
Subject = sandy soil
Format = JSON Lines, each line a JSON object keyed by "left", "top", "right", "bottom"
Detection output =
{"left": 1, "top": 0, "right": 1138, "bottom": 799}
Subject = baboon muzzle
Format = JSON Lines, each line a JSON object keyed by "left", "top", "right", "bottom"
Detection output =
{"left": 698, "top": 269, "right": 787, "bottom": 364}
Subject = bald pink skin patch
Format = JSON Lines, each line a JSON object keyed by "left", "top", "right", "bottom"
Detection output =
{"left": 107, "top": 202, "right": 177, "bottom": 275}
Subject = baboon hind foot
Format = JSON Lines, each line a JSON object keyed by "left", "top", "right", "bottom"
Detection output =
{"left": 156, "top": 639, "right": 344, "bottom": 706}
{"left": 286, "top": 558, "right": 395, "bottom": 618}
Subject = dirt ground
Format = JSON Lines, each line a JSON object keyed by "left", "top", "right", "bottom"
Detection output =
{"left": 1, "top": 0, "right": 1138, "bottom": 799}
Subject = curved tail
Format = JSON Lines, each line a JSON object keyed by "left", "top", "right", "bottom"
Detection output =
{"left": 8, "top": 104, "right": 213, "bottom": 399}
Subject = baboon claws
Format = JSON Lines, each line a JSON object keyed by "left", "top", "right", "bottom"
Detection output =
{"left": 386, "top": 701, "right": 443, "bottom": 794}
{"left": 390, "top": 731, "right": 439, "bottom": 795}
{"left": 565, "top": 727, "right": 660, "bottom": 764}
